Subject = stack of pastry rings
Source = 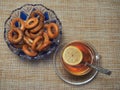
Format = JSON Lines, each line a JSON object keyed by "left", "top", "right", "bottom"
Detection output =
{"left": 7, "top": 10, "right": 59, "bottom": 57}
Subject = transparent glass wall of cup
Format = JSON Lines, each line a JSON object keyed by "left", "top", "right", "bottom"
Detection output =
{"left": 60, "top": 41, "right": 99, "bottom": 76}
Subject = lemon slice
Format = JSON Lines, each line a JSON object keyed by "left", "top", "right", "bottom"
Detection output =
{"left": 62, "top": 46, "right": 83, "bottom": 66}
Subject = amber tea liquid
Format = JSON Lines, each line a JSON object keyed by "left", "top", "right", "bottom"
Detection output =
{"left": 62, "top": 41, "right": 95, "bottom": 76}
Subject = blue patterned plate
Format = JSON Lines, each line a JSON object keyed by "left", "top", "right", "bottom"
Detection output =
{"left": 4, "top": 4, "right": 62, "bottom": 60}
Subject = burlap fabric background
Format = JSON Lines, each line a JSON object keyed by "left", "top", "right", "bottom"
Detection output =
{"left": 0, "top": 0, "right": 120, "bottom": 90}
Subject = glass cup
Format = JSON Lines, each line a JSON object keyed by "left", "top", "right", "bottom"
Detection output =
{"left": 61, "top": 41, "right": 97, "bottom": 76}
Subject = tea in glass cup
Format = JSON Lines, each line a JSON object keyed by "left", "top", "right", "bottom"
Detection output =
{"left": 61, "top": 41, "right": 96, "bottom": 76}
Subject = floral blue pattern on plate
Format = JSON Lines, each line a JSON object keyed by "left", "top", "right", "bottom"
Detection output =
{"left": 4, "top": 4, "right": 62, "bottom": 60}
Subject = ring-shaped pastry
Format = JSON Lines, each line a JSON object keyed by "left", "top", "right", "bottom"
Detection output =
{"left": 23, "top": 36, "right": 33, "bottom": 46}
{"left": 30, "top": 22, "right": 44, "bottom": 33}
{"left": 37, "top": 32, "right": 51, "bottom": 51}
{"left": 25, "top": 17, "right": 39, "bottom": 29}
{"left": 11, "top": 18, "right": 25, "bottom": 31}
{"left": 30, "top": 10, "right": 44, "bottom": 21}
{"left": 47, "top": 23, "right": 59, "bottom": 39}
{"left": 30, "top": 30, "right": 44, "bottom": 39}
{"left": 22, "top": 44, "right": 38, "bottom": 57}
{"left": 32, "top": 36, "right": 43, "bottom": 50}
{"left": 8, "top": 28, "right": 23, "bottom": 44}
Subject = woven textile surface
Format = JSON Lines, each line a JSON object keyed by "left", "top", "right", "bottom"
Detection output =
{"left": 0, "top": 0, "right": 120, "bottom": 90}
